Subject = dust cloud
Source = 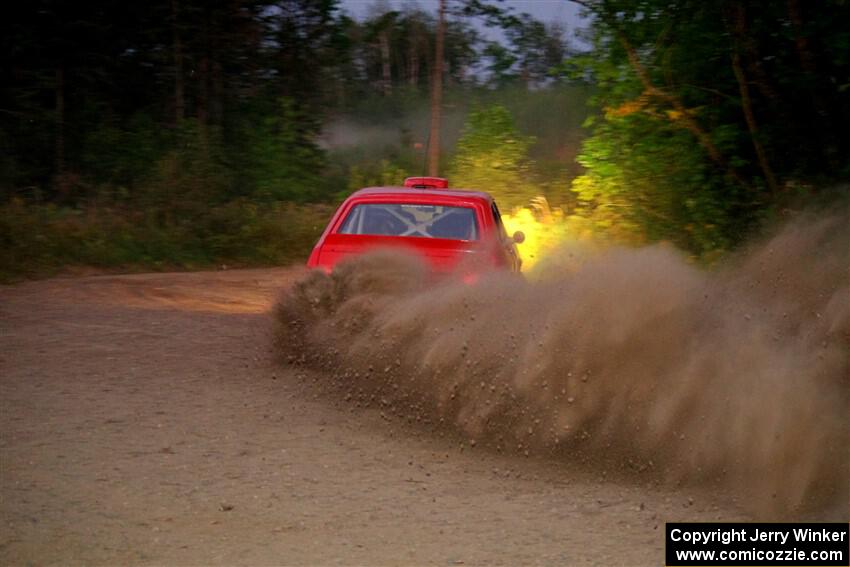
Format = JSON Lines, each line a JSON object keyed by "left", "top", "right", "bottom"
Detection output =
{"left": 274, "top": 213, "right": 849, "bottom": 518}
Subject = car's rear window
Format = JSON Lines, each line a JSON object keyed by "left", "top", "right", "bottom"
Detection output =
{"left": 337, "top": 203, "right": 479, "bottom": 241}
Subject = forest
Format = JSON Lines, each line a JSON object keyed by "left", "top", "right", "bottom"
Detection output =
{"left": 2, "top": 0, "right": 848, "bottom": 279}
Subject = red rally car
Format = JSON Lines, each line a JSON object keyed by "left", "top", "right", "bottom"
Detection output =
{"left": 307, "top": 177, "right": 524, "bottom": 275}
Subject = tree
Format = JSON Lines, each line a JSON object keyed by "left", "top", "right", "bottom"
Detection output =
{"left": 450, "top": 105, "right": 536, "bottom": 209}
{"left": 361, "top": 8, "right": 399, "bottom": 96}
{"left": 246, "top": 99, "right": 326, "bottom": 202}
{"left": 505, "top": 15, "right": 569, "bottom": 88}
{"left": 566, "top": 0, "right": 850, "bottom": 256}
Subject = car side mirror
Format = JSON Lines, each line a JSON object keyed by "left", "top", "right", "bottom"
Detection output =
{"left": 512, "top": 230, "right": 525, "bottom": 244}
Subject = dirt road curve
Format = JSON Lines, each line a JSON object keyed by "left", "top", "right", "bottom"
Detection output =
{"left": 1, "top": 268, "right": 747, "bottom": 566}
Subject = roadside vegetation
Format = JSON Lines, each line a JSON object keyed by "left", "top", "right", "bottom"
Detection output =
{"left": 2, "top": 0, "right": 848, "bottom": 281}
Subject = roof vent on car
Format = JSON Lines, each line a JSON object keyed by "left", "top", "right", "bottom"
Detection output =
{"left": 403, "top": 176, "right": 449, "bottom": 189}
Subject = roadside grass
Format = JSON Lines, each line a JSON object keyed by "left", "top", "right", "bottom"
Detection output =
{"left": 0, "top": 199, "right": 332, "bottom": 283}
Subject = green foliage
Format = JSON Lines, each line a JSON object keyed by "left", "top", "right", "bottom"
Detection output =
{"left": 346, "top": 160, "right": 411, "bottom": 194}
{"left": 573, "top": 113, "right": 743, "bottom": 255}
{"left": 450, "top": 105, "right": 537, "bottom": 209}
{"left": 0, "top": 198, "right": 331, "bottom": 282}
{"left": 244, "top": 99, "right": 327, "bottom": 202}
{"left": 569, "top": 0, "right": 850, "bottom": 258}
{"left": 158, "top": 121, "right": 233, "bottom": 197}
{"left": 79, "top": 114, "right": 167, "bottom": 190}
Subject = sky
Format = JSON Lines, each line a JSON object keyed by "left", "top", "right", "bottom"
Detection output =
{"left": 339, "top": 0, "right": 589, "bottom": 45}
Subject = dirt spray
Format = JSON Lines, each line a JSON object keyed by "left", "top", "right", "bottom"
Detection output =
{"left": 275, "top": 213, "right": 849, "bottom": 518}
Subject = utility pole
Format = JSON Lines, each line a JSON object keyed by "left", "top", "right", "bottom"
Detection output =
{"left": 427, "top": 0, "right": 446, "bottom": 176}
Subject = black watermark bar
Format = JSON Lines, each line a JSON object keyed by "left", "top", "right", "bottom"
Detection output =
{"left": 666, "top": 523, "right": 849, "bottom": 566}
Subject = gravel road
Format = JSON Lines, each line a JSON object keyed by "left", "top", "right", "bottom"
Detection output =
{"left": 0, "top": 268, "right": 748, "bottom": 566}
